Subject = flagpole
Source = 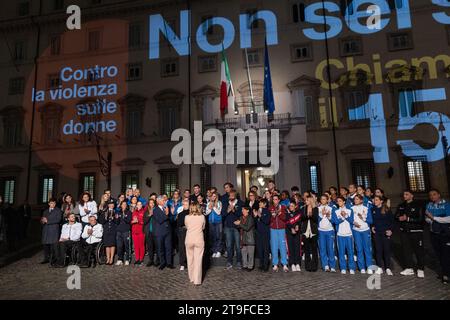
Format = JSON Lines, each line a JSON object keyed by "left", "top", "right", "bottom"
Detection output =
{"left": 244, "top": 48, "right": 256, "bottom": 114}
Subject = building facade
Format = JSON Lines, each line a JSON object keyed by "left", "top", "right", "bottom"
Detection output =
{"left": 0, "top": 0, "right": 449, "bottom": 209}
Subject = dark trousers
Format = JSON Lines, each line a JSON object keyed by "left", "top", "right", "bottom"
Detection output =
{"left": 286, "top": 232, "right": 301, "bottom": 265}
{"left": 156, "top": 233, "right": 173, "bottom": 266}
{"left": 430, "top": 232, "right": 450, "bottom": 278}
{"left": 256, "top": 232, "right": 270, "bottom": 269}
{"left": 374, "top": 232, "right": 392, "bottom": 269}
{"left": 400, "top": 231, "right": 425, "bottom": 270}
{"left": 178, "top": 228, "right": 187, "bottom": 267}
{"left": 303, "top": 236, "right": 318, "bottom": 271}
{"left": 170, "top": 220, "right": 178, "bottom": 253}
{"left": 80, "top": 241, "right": 98, "bottom": 266}
{"left": 56, "top": 240, "right": 77, "bottom": 266}
{"left": 116, "top": 231, "right": 131, "bottom": 262}
{"left": 146, "top": 231, "right": 159, "bottom": 264}
{"left": 43, "top": 243, "right": 57, "bottom": 263}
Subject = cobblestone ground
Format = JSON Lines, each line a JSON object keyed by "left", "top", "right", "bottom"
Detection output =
{"left": 0, "top": 252, "right": 449, "bottom": 300}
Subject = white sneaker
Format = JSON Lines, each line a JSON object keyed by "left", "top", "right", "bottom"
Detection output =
{"left": 350, "top": 270, "right": 355, "bottom": 275}
{"left": 376, "top": 267, "right": 383, "bottom": 275}
{"left": 330, "top": 268, "right": 336, "bottom": 273}
{"left": 212, "top": 253, "right": 217, "bottom": 258}
{"left": 115, "top": 260, "right": 123, "bottom": 266}
{"left": 386, "top": 268, "right": 393, "bottom": 276}
{"left": 417, "top": 270, "right": 425, "bottom": 278}
{"left": 324, "top": 266, "right": 330, "bottom": 272}
{"left": 360, "top": 269, "right": 366, "bottom": 274}
{"left": 124, "top": 260, "right": 130, "bottom": 266}
{"left": 215, "top": 252, "right": 221, "bottom": 258}
{"left": 296, "top": 264, "right": 301, "bottom": 272}
{"left": 400, "top": 268, "right": 414, "bottom": 276}
{"left": 272, "top": 265, "right": 279, "bottom": 272}
{"left": 367, "top": 268, "right": 373, "bottom": 275}
{"left": 283, "top": 265, "right": 289, "bottom": 272}
{"left": 180, "top": 266, "right": 185, "bottom": 271}
{"left": 341, "top": 270, "right": 347, "bottom": 275}
{"left": 291, "top": 265, "right": 297, "bottom": 272}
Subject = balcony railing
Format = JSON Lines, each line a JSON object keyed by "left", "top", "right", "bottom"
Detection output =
{"left": 205, "top": 113, "right": 303, "bottom": 131}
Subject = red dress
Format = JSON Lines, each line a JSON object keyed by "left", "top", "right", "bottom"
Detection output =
{"left": 131, "top": 208, "right": 145, "bottom": 262}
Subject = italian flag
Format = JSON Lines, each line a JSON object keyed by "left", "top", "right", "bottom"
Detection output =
{"left": 220, "top": 47, "right": 234, "bottom": 117}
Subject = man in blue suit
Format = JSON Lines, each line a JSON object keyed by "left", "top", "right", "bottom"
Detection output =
{"left": 153, "top": 195, "right": 173, "bottom": 270}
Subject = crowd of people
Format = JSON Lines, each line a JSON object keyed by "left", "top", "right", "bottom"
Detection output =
{"left": 35, "top": 181, "right": 450, "bottom": 285}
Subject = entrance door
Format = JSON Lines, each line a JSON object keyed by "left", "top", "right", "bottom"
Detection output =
{"left": 240, "top": 167, "right": 275, "bottom": 199}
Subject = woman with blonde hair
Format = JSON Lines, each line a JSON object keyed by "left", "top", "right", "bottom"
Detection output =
{"left": 185, "top": 204, "right": 206, "bottom": 285}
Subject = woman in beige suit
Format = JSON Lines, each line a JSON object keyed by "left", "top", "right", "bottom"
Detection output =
{"left": 185, "top": 204, "right": 206, "bottom": 285}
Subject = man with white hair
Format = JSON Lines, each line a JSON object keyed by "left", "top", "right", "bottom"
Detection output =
{"left": 153, "top": 195, "right": 173, "bottom": 269}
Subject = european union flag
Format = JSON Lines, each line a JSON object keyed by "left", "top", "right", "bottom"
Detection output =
{"left": 263, "top": 40, "right": 275, "bottom": 118}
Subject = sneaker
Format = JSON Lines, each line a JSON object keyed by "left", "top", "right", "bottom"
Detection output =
{"left": 212, "top": 253, "right": 217, "bottom": 258}
{"left": 360, "top": 269, "right": 366, "bottom": 274}
{"left": 341, "top": 270, "right": 347, "bottom": 275}
{"left": 386, "top": 268, "right": 393, "bottom": 276}
{"left": 124, "top": 260, "right": 130, "bottom": 266}
{"left": 180, "top": 266, "right": 185, "bottom": 271}
{"left": 400, "top": 268, "right": 414, "bottom": 276}
{"left": 272, "top": 265, "right": 279, "bottom": 272}
{"left": 330, "top": 268, "right": 336, "bottom": 273}
{"left": 225, "top": 264, "right": 233, "bottom": 270}
{"left": 367, "top": 268, "right": 373, "bottom": 275}
{"left": 215, "top": 252, "right": 221, "bottom": 258}
{"left": 283, "top": 265, "right": 289, "bottom": 272}
{"left": 324, "top": 266, "right": 330, "bottom": 272}
{"left": 375, "top": 267, "right": 383, "bottom": 275}
{"left": 350, "top": 270, "right": 355, "bottom": 275}
{"left": 291, "top": 265, "right": 297, "bottom": 272}
{"left": 115, "top": 260, "right": 123, "bottom": 266}
{"left": 295, "top": 264, "right": 301, "bottom": 272}
{"left": 417, "top": 270, "right": 425, "bottom": 278}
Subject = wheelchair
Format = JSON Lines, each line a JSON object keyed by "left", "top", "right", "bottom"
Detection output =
{"left": 78, "top": 241, "right": 107, "bottom": 267}
{"left": 49, "top": 241, "right": 81, "bottom": 268}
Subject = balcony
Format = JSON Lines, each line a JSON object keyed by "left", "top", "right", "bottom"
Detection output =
{"left": 205, "top": 112, "right": 304, "bottom": 132}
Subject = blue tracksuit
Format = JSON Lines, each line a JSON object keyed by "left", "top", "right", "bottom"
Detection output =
{"left": 333, "top": 206, "right": 355, "bottom": 271}
{"left": 351, "top": 204, "right": 373, "bottom": 270}
{"left": 318, "top": 205, "right": 336, "bottom": 270}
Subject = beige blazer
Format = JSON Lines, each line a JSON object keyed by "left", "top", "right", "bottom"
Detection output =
{"left": 185, "top": 215, "right": 206, "bottom": 245}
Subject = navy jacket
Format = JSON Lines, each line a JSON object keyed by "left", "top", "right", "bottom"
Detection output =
{"left": 371, "top": 206, "right": 394, "bottom": 233}
{"left": 222, "top": 199, "right": 243, "bottom": 229}
{"left": 255, "top": 207, "right": 271, "bottom": 236}
{"left": 116, "top": 209, "right": 132, "bottom": 233}
{"left": 153, "top": 206, "right": 171, "bottom": 237}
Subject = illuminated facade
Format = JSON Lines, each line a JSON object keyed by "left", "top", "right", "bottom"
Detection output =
{"left": 0, "top": 0, "right": 449, "bottom": 209}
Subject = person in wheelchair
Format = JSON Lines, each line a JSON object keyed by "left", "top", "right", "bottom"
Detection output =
{"left": 80, "top": 215, "right": 103, "bottom": 268}
{"left": 54, "top": 213, "right": 82, "bottom": 267}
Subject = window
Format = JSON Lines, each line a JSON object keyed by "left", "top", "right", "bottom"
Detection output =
{"left": 308, "top": 162, "right": 322, "bottom": 194}
{"left": 388, "top": 32, "right": 413, "bottom": 51}
{"left": 122, "top": 171, "right": 139, "bottom": 191}
{"left": 160, "top": 106, "right": 179, "bottom": 139}
{"left": 8, "top": 78, "right": 25, "bottom": 95}
{"left": 160, "top": 169, "right": 178, "bottom": 196}
{"left": 18, "top": 2, "right": 30, "bottom": 16}
{"left": 79, "top": 173, "right": 96, "bottom": 198}
{"left": 198, "top": 55, "right": 217, "bottom": 73}
{"left": 405, "top": 157, "right": 429, "bottom": 193}
{"left": 340, "top": 37, "right": 363, "bottom": 56}
{"left": 128, "top": 23, "right": 142, "bottom": 48}
{"left": 305, "top": 95, "right": 319, "bottom": 125}
{"left": 49, "top": 35, "right": 61, "bottom": 56}
{"left": 126, "top": 109, "right": 142, "bottom": 139}
{"left": 88, "top": 30, "right": 101, "bottom": 51}
{"left": 292, "top": 2, "right": 306, "bottom": 23}
{"left": 47, "top": 74, "right": 62, "bottom": 89}
{"left": 351, "top": 159, "right": 376, "bottom": 189}
{"left": 347, "top": 90, "right": 368, "bottom": 120}
{"left": 291, "top": 43, "right": 312, "bottom": 62}
{"left": 161, "top": 58, "right": 179, "bottom": 77}
{"left": 53, "top": 0, "right": 64, "bottom": 10}
{"left": 200, "top": 166, "right": 212, "bottom": 193}
{"left": 245, "top": 9, "right": 259, "bottom": 29}
{"left": 1, "top": 178, "right": 16, "bottom": 205}
{"left": 43, "top": 117, "right": 60, "bottom": 143}
{"left": 40, "top": 175, "right": 55, "bottom": 204}
{"left": 127, "top": 63, "right": 142, "bottom": 81}
{"left": 14, "top": 41, "right": 26, "bottom": 61}
{"left": 201, "top": 15, "right": 214, "bottom": 35}
{"left": 398, "top": 88, "right": 416, "bottom": 118}
{"left": 4, "top": 120, "right": 22, "bottom": 148}
{"left": 243, "top": 49, "right": 263, "bottom": 68}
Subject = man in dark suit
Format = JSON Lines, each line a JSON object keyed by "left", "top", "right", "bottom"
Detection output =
{"left": 153, "top": 195, "right": 173, "bottom": 270}
{"left": 40, "top": 198, "right": 62, "bottom": 264}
